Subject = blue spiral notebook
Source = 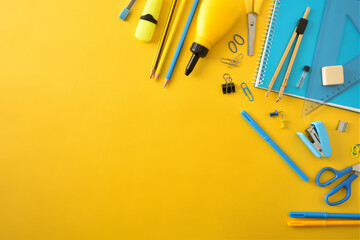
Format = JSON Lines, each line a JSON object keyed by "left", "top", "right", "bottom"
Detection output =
{"left": 254, "top": 0, "right": 360, "bottom": 113}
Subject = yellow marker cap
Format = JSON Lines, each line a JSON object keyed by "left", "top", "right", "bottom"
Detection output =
{"left": 135, "top": 0, "right": 163, "bottom": 42}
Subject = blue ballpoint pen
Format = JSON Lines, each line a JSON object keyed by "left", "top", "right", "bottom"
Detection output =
{"left": 240, "top": 111, "right": 309, "bottom": 182}
{"left": 164, "top": 0, "right": 200, "bottom": 87}
{"left": 290, "top": 212, "right": 360, "bottom": 219}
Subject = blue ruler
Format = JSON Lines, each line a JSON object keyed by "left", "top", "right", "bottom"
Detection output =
{"left": 302, "top": 0, "right": 360, "bottom": 116}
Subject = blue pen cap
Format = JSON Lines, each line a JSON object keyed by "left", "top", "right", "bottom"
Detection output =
{"left": 289, "top": 212, "right": 327, "bottom": 218}
{"left": 119, "top": 8, "right": 130, "bottom": 21}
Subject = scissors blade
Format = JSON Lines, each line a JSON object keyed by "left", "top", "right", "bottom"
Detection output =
{"left": 353, "top": 163, "right": 360, "bottom": 174}
{"left": 247, "top": 13, "right": 257, "bottom": 56}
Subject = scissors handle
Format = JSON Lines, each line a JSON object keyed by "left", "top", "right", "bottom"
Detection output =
{"left": 244, "top": 0, "right": 253, "bottom": 13}
{"left": 254, "top": 0, "right": 264, "bottom": 14}
{"left": 325, "top": 174, "right": 358, "bottom": 206}
{"left": 244, "top": 0, "right": 264, "bottom": 14}
{"left": 316, "top": 166, "right": 353, "bottom": 187}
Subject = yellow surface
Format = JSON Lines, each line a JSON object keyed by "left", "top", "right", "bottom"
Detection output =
{"left": 0, "top": 0, "right": 359, "bottom": 239}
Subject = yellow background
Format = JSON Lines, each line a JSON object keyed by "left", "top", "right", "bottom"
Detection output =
{"left": 0, "top": 0, "right": 359, "bottom": 239}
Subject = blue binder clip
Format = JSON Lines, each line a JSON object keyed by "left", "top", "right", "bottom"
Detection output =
{"left": 297, "top": 121, "right": 332, "bottom": 158}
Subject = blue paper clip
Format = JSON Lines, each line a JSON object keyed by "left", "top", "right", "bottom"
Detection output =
{"left": 241, "top": 82, "right": 254, "bottom": 101}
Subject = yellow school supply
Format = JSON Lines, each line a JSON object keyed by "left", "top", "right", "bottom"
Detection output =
{"left": 288, "top": 220, "right": 360, "bottom": 227}
{"left": 155, "top": 0, "right": 187, "bottom": 80}
{"left": 185, "top": 0, "right": 242, "bottom": 75}
{"left": 150, "top": 0, "right": 177, "bottom": 78}
{"left": 135, "top": 0, "right": 163, "bottom": 42}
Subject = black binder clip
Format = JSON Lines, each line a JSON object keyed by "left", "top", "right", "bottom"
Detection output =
{"left": 222, "top": 73, "right": 235, "bottom": 94}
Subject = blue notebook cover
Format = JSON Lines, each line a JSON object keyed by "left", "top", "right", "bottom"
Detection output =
{"left": 255, "top": 0, "right": 360, "bottom": 113}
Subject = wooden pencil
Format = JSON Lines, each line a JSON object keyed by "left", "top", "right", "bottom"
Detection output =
{"left": 150, "top": 0, "right": 178, "bottom": 79}
{"left": 155, "top": 0, "right": 187, "bottom": 80}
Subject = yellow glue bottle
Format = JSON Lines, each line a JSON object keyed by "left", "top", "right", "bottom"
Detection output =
{"left": 185, "top": 0, "right": 242, "bottom": 75}
{"left": 135, "top": 0, "right": 163, "bottom": 42}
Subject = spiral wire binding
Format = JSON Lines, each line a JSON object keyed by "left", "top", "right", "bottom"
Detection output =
{"left": 253, "top": 0, "right": 280, "bottom": 86}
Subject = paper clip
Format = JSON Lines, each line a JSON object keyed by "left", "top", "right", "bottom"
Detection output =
{"left": 240, "top": 82, "right": 253, "bottom": 101}
{"left": 220, "top": 53, "right": 244, "bottom": 68}
{"left": 351, "top": 144, "right": 360, "bottom": 158}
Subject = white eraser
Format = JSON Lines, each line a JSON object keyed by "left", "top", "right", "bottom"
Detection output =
{"left": 337, "top": 120, "right": 348, "bottom": 132}
{"left": 322, "top": 65, "right": 344, "bottom": 86}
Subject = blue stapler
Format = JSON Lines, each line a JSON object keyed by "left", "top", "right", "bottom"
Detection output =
{"left": 297, "top": 121, "right": 332, "bottom": 158}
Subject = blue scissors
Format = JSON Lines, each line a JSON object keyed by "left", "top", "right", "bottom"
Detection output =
{"left": 316, "top": 163, "right": 360, "bottom": 206}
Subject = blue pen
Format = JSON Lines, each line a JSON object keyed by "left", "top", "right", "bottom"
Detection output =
{"left": 164, "top": 0, "right": 200, "bottom": 87}
{"left": 240, "top": 111, "right": 309, "bottom": 182}
{"left": 290, "top": 212, "right": 360, "bottom": 219}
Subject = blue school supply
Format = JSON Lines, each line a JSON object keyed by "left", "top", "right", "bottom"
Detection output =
{"left": 302, "top": 0, "right": 360, "bottom": 115}
{"left": 240, "top": 82, "right": 253, "bottom": 101}
{"left": 240, "top": 111, "right": 309, "bottom": 182}
{"left": 316, "top": 163, "right": 360, "bottom": 206}
{"left": 254, "top": 0, "right": 360, "bottom": 113}
{"left": 297, "top": 121, "right": 331, "bottom": 158}
{"left": 164, "top": 0, "right": 200, "bottom": 87}
{"left": 269, "top": 110, "right": 281, "bottom": 117}
{"left": 290, "top": 212, "right": 360, "bottom": 219}
{"left": 119, "top": 0, "right": 138, "bottom": 21}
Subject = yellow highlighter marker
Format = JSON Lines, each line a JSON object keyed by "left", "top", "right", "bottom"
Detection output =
{"left": 288, "top": 220, "right": 360, "bottom": 227}
{"left": 135, "top": 0, "right": 163, "bottom": 42}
